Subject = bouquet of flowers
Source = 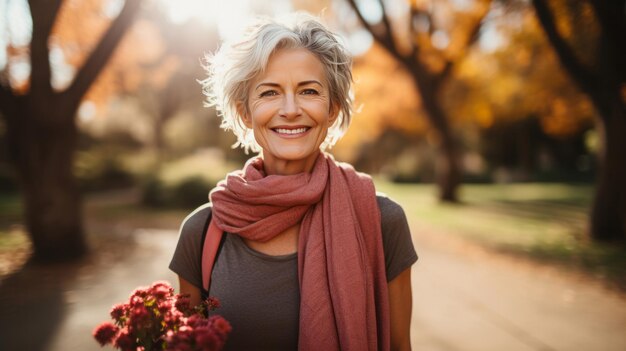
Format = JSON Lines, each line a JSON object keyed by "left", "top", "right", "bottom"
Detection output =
{"left": 93, "top": 281, "right": 231, "bottom": 351}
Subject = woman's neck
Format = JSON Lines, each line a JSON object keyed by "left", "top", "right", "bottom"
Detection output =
{"left": 261, "top": 150, "right": 321, "bottom": 176}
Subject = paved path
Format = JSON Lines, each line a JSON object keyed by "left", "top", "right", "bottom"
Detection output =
{"left": 410, "top": 225, "right": 626, "bottom": 351}
{"left": 1, "top": 223, "right": 625, "bottom": 350}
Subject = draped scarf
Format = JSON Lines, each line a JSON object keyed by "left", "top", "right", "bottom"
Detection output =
{"left": 209, "top": 152, "right": 390, "bottom": 350}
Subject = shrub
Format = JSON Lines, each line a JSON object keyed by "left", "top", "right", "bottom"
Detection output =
{"left": 141, "top": 176, "right": 215, "bottom": 209}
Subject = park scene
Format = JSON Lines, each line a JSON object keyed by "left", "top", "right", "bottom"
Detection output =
{"left": 0, "top": 0, "right": 625, "bottom": 350}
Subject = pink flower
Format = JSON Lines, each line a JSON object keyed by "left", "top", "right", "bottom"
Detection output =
{"left": 114, "top": 327, "right": 135, "bottom": 350}
{"left": 151, "top": 281, "right": 174, "bottom": 299}
{"left": 174, "top": 294, "right": 191, "bottom": 313}
{"left": 157, "top": 299, "right": 173, "bottom": 314}
{"left": 194, "top": 327, "right": 221, "bottom": 351}
{"left": 94, "top": 280, "right": 229, "bottom": 350}
{"left": 186, "top": 314, "right": 206, "bottom": 328}
{"left": 205, "top": 297, "right": 221, "bottom": 311}
{"left": 162, "top": 309, "right": 184, "bottom": 330}
{"left": 130, "top": 286, "right": 150, "bottom": 299}
{"left": 129, "top": 305, "right": 151, "bottom": 329}
{"left": 93, "top": 322, "right": 118, "bottom": 346}
{"left": 129, "top": 295, "right": 144, "bottom": 308}
{"left": 208, "top": 316, "right": 232, "bottom": 338}
{"left": 110, "top": 303, "right": 127, "bottom": 322}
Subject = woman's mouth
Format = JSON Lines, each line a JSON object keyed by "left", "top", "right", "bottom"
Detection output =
{"left": 272, "top": 127, "right": 310, "bottom": 136}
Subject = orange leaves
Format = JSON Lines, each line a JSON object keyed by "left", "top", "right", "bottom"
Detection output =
{"left": 448, "top": 4, "right": 595, "bottom": 138}
{"left": 541, "top": 97, "right": 594, "bottom": 138}
{"left": 51, "top": 0, "right": 112, "bottom": 68}
{"left": 335, "top": 45, "right": 425, "bottom": 159}
{"left": 48, "top": 0, "right": 169, "bottom": 116}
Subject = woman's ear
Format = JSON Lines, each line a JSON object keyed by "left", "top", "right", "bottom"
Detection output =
{"left": 237, "top": 102, "right": 252, "bottom": 128}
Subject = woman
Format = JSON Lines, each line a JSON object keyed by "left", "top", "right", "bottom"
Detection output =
{"left": 169, "top": 14, "right": 417, "bottom": 351}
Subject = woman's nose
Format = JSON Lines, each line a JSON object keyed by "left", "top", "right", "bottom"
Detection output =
{"left": 279, "top": 94, "right": 301, "bottom": 119}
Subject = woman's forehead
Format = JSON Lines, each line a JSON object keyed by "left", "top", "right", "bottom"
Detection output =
{"left": 255, "top": 48, "right": 327, "bottom": 84}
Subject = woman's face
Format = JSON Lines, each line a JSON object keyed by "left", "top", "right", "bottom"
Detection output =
{"left": 242, "top": 48, "right": 337, "bottom": 173}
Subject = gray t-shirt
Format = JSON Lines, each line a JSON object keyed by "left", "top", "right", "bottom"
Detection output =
{"left": 169, "top": 194, "right": 417, "bottom": 351}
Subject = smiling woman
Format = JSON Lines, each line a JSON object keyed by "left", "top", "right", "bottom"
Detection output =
{"left": 243, "top": 48, "right": 338, "bottom": 175}
{"left": 169, "top": 13, "right": 417, "bottom": 351}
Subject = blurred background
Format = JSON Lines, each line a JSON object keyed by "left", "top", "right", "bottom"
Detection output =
{"left": 0, "top": 0, "right": 625, "bottom": 350}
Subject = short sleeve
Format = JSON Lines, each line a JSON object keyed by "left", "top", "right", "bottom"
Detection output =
{"left": 169, "top": 204, "right": 212, "bottom": 290}
{"left": 377, "top": 194, "right": 418, "bottom": 282}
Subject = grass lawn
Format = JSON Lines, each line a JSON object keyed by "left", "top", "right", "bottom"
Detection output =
{"left": 0, "top": 194, "right": 30, "bottom": 276}
{"left": 375, "top": 180, "right": 626, "bottom": 290}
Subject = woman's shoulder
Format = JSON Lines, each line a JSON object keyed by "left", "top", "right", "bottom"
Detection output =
{"left": 178, "top": 203, "right": 213, "bottom": 240}
{"left": 374, "top": 192, "right": 417, "bottom": 281}
{"left": 375, "top": 192, "right": 407, "bottom": 225}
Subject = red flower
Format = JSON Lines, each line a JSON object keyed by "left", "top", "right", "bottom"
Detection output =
{"left": 130, "top": 286, "right": 150, "bottom": 299}
{"left": 174, "top": 294, "right": 191, "bottom": 313}
{"left": 205, "top": 297, "right": 221, "bottom": 311}
{"left": 94, "top": 281, "right": 230, "bottom": 350}
{"left": 129, "top": 305, "right": 151, "bottom": 329}
{"left": 129, "top": 295, "right": 145, "bottom": 308}
{"left": 186, "top": 314, "right": 205, "bottom": 328}
{"left": 93, "top": 322, "right": 118, "bottom": 346}
{"left": 194, "top": 327, "right": 220, "bottom": 351}
{"left": 157, "top": 299, "right": 173, "bottom": 314}
{"left": 151, "top": 281, "right": 174, "bottom": 299}
{"left": 114, "top": 327, "right": 135, "bottom": 350}
{"left": 208, "top": 316, "right": 232, "bottom": 338}
{"left": 110, "top": 303, "right": 127, "bottom": 322}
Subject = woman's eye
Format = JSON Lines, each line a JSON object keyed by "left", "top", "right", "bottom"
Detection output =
{"left": 259, "top": 90, "right": 278, "bottom": 97}
{"left": 301, "top": 89, "right": 319, "bottom": 95}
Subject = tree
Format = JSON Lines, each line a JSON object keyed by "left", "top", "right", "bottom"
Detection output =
{"left": 532, "top": 0, "right": 625, "bottom": 241}
{"left": 129, "top": 12, "right": 219, "bottom": 161}
{"left": 345, "top": 0, "right": 491, "bottom": 201}
{"left": 0, "top": 0, "right": 143, "bottom": 261}
{"left": 444, "top": 7, "right": 595, "bottom": 180}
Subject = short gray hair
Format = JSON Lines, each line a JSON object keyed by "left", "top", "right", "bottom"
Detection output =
{"left": 201, "top": 13, "right": 354, "bottom": 153}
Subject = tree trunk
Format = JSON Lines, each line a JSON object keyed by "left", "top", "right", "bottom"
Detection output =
{"left": 434, "top": 123, "right": 461, "bottom": 202}
{"left": 6, "top": 104, "right": 86, "bottom": 261}
{"left": 0, "top": 0, "right": 143, "bottom": 261}
{"left": 589, "top": 93, "right": 626, "bottom": 242}
{"left": 409, "top": 71, "right": 462, "bottom": 202}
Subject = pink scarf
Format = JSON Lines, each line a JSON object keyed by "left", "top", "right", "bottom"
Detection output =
{"left": 209, "top": 152, "right": 390, "bottom": 350}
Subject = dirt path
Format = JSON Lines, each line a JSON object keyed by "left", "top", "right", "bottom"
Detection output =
{"left": 410, "top": 223, "right": 626, "bottom": 351}
{"left": 1, "top": 208, "right": 625, "bottom": 350}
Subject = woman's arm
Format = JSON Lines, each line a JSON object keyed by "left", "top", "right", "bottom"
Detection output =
{"left": 388, "top": 267, "right": 413, "bottom": 351}
{"left": 179, "top": 276, "right": 202, "bottom": 307}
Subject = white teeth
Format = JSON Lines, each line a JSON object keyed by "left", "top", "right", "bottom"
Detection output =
{"left": 275, "top": 128, "right": 308, "bottom": 134}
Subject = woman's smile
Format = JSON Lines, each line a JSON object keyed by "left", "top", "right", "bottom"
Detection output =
{"left": 272, "top": 126, "right": 311, "bottom": 137}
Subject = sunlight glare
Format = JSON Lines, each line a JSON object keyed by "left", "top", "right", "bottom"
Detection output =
{"left": 346, "top": 28, "right": 373, "bottom": 56}
{"left": 6, "top": 0, "right": 32, "bottom": 46}
{"left": 159, "top": 0, "right": 256, "bottom": 41}
{"left": 355, "top": 0, "right": 383, "bottom": 24}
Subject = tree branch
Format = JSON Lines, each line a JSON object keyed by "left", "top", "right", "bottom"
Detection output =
{"left": 63, "top": 0, "right": 143, "bottom": 112}
{"left": 376, "top": 0, "right": 404, "bottom": 54}
{"left": 345, "top": 0, "right": 407, "bottom": 63}
{"left": 462, "top": 6, "right": 489, "bottom": 53}
{"left": 28, "top": 0, "right": 63, "bottom": 97}
{"left": 532, "top": 0, "right": 598, "bottom": 95}
{"left": 443, "top": 1, "right": 491, "bottom": 79}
